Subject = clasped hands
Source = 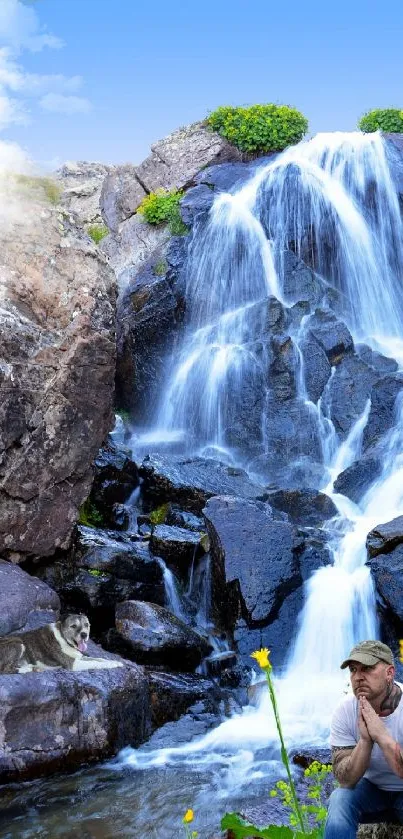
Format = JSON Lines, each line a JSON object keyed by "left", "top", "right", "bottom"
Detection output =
{"left": 358, "top": 695, "right": 390, "bottom": 746}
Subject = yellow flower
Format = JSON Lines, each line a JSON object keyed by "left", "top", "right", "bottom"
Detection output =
{"left": 251, "top": 648, "right": 272, "bottom": 670}
{"left": 183, "top": 809, "right": 194, "bottom": 824}
{"left": 399, "top": 639, "right": 403, "bottom": 663}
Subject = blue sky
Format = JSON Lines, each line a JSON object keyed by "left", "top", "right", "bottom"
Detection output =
{"left": 1, "top": 0, "right": 403, "bottom": 168}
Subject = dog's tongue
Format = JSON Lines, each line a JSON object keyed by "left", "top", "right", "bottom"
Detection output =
{"left": 78, "top": 640, "right": 87, "bottom": 653}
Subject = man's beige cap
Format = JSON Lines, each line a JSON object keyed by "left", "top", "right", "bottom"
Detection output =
{"left": 340, "top": 640, "right": 394, "bottom": 669}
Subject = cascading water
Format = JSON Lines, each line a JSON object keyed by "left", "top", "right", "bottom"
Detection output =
{"left": 120, "top": 132, "right": 403, "bottom": 806}
{"left": 8, "top": 133, "right": 403, "bottom": 839}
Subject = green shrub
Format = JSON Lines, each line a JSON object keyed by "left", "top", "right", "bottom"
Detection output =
{"left": 78, "top": 499, "right": 104, "bottom": 528}
{"left": 206, "top": 104, "right": 308, "bottom": 154}
{"left": 150, "top": 502, "right": 170, "bottom": 525}
{"left": 87, "top": 223, "right": 109, "bottom": 244}
{"left": 137, "top": 189, "right": 188, "bottom": 235}
{"left": 153, "top": 259, "right": 168, "bottom": 276}
{"left": 359, "top": 108, "right": 403, "bottom": 133}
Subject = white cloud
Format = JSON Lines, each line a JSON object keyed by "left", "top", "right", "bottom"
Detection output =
{"left": 0, "top": 93, "right": 28, "bottom": 130}
{"left": 0, "top": 0, "right": 63, "bottom": 53}
{"left": 39, "top": 93, "right": 91, "bottom": 115}
{"left": 0, "top": 2, "right": 90, "bottom": 134}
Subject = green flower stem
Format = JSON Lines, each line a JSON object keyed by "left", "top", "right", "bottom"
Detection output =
{"left": 265, "top": 670, "right": 307, "bottom": 834}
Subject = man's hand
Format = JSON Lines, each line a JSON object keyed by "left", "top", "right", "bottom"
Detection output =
{"left": 360, "top": 696, "right": 390, "bottom": 745}
{"left": 358, "top": 697, "right": 373, "bottom": 742}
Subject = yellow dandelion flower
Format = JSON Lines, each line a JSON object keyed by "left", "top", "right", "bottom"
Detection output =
{"left": 183, "top": 809, "right": 194, "bottom": 824}
{"left": 399, "top": 639, "right": 403, "bottom": 663}
{"left": 250, "top": 648, "right": 272, "bottom": 670}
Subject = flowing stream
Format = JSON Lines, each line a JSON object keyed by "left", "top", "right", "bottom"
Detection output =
{"left": 3, "top": 131, "right": 403, "bottom": 838}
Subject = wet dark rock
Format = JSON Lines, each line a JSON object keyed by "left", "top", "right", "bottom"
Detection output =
{"left": 262, "top": 397, "right": 323, "bottom": 484}
{"left": 90, "top": 439, "right": 139, "bottom": 521}
{"left": 269, "top": 334, "right": 298, "bottom": 401}
{"left": 107, "top": 600, "right": 212, "bottom": 669}
{"left": 36, "top": 528, "right": 165, "bottom": 633}
{"left": 297, "top": 540, "right": 333, "bottom": 581}
{"left": 356, "top": 343, "right": 398, "bottom": 375}
{"left": 180, "top": 184, "right": 215, "bottom": 226}
{"left": 139, "top": 454, "right": 265, "bottom": 514}
{"left": 115, "top": 251, "right": 185, "bottom": 420}
{"left": 194, "top": 160, "right": 264, "bottom": 192}
{"left": 367, "top": 546, "right": 403, "bottom": 622}
{"left": 363, "top": 373, "right": 403, "bottom": 452}
{"left": 300, "top": 336, "right": 332, "bottom": 403}
{"left": 147, "top": 670, "right": 221, "bottom": 728}
{"left": 0, "top": 559, "right": 60, "bottom": 636}
{"left": 166, "top": 507, "right": 205, "bottom": 531}
{"left": 366, "top": 515, "right": 403, "bottom": 558}
{"left": 333, "top": 455, "right": 382, "bottom": 503}
{"left": 267, "top": 489, "right": 337, "bottom": 526}
{"left": 0, "top": 656, "right": 149, "bottom": 784}
{"left": 203, "top": 495, "right": 297, "bottom": 627}
{"left": 322, "top": 354, "right": 378, "bottom": 439}
{"left": 281, "top": 250, "right": 326, "bottom": 305}
{"left": 306, "top": 309, "right": 354, "bottom": 364}
{"left": 203, "top": 650, "right": 238, "bottom": 679}
{"left": 150, "top": 524, "right": 208, "bottom": 570}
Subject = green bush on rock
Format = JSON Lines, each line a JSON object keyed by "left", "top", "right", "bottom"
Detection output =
{"left": 87, "top": 223, "right": 109, "bottom": 244}
{"left": 358, "top": 108, "right": 403, "bottom": 133}
{"left": 137, "top": 189, "right": 188, "bottom": 235}
{"left": 206, "top": 104, "right": 308, "bottom": 154}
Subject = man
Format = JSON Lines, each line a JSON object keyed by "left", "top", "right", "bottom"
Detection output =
{"left": 325, "top": 640, "right": 403, "bottom": 838}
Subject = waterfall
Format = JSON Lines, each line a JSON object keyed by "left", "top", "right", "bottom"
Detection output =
{"left": 157, "top": 558, "right": 187, "bottom": 623}
{"left": 115, "top": 132, "right": 403, "bottom": 800}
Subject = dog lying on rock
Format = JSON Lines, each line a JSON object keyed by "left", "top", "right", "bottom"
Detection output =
{"left": 0, "top": 614, "right": 123, "bottom": 673}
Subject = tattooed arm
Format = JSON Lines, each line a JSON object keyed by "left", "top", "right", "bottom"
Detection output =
{"left": 332, "top": 741, "right": 373, "bottom": 787}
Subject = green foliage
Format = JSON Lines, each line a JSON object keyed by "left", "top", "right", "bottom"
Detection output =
{"left": 221, "top": 813, "right": 323, "bottom": 838}
{"left": 87, "top": 223, "right": 109, "bottom": 244}
{"left": 88, "top": 569, "right": 103, "bottom": 578}
{"left": 206, "top": 104, "right": 308, "bottom": 154}
{"left": 269, "top": 762, "right": 332, "bottom": 833}
{"left": 14, "top": 174, "right": 61, "bottom": 205}
{"left": 137, "top": 189, "right": 188, "bottom": 235}
{"left": 150, "top": 503, "right": 170, "bottom": 525}
{"left": 153, "top": 259, "right": 168, "bottom": 276}
{"left": 78, "top": 499, "right": 104, "bottom": 529}
{"left": 358, "top": 108, "right": 403, "bottom": 133}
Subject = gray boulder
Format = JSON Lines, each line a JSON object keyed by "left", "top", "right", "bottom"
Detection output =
{"left": 100, "top": 212, "right": 171, "bottom": 290}
{"left": 322, "top": 354, "right": 378, "bottom": 439}
{"left": 367, "top": 545, "right": 403, "bottom": 622}
{"left": 300, "top": 336, "right": 331, "bottom": 404}
{"left": 0, "top": 658, "right": 149, "bottom": 783}
{"left": 306, "top": 309, "right": 354, "bottom": 364}
{"left": 107, "top": 600, "right": 211, "bottom": 668}
{"left": 333, "top": 455, "right": 382, "bottom": 503}
{"left": 100, "top": 164, "right": 146, "bottom": 233}
{"left": 139, "top": 454, "right": 265, "bottom": 514}
{"left": 134, "top": 122, "right": 241, "bottom": 193}
{"left": 281, "top": 250, "right": 326, "bottom": 306}
{"left": 356, "top": 343, "right": 398, "bottom": 375}
{"left": 203, "top": 495, "right": 297, "bottom": 626}
{"left": 363, "top": 373, "right": 403, "bottom": 452}
{"left": 56, "top": 161, "right": 112, "bottom": 226}
{"left": 267, "top": 489, "right": 337, "bottom": 526}
{"left": 0, "top": 190, "right": 116, "bottom": 561}
{"left": 115, "top": 243, "right": 186, "bottom": 419}
{"left": 0, "top": 560, "right": 60, "bottom": 636}
{"left": 150, "top": 524, "right": 208, "bottom": 570}
{"left": 366, "top": 515, "right": 403, "bottom": 558}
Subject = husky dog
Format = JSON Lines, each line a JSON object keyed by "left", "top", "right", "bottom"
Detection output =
{"left": 0, "top": 614, "right": 123, "bottom": 673}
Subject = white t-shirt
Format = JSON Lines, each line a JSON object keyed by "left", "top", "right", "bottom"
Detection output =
{"left": 330, "top": 683, "right": 403, "bottom": 791}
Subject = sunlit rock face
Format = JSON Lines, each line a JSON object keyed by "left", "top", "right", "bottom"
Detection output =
{"left": 0, "top": 181, "right": 116, "bottom": 560}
